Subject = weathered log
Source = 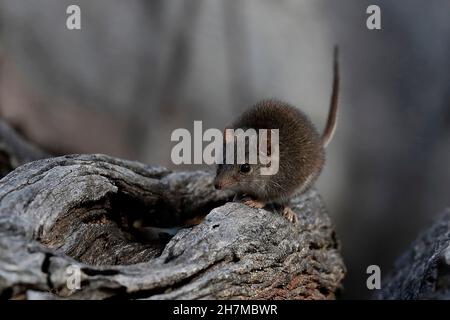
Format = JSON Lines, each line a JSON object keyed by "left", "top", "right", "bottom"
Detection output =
{"left": 376, "top": 209, "right": 450, "bottom": 299}
{"left": 0, "top": 120, "right": 48, "bottom": 178}
{"left": 0, "top": 154, "right": 345, "bottom": 299}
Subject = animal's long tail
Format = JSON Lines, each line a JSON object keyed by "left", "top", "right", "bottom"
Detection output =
{"left": 321, "top": 46, "right": 340, "bottom": 148}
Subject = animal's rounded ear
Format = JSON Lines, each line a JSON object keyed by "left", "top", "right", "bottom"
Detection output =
{"left": 258, "top": 129, "right": 272, "bottom": 157}
{"left": 266, "top": 130, "right": 272, "bottom": 156}
{"left": 224, "top": 128, "right": 234, "bottom": 144}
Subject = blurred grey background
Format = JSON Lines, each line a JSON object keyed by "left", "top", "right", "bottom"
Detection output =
{"left": 0, "top": 0, "right": 449, "bottom": 298}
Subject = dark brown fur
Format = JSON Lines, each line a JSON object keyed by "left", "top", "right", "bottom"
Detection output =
{"left": 214, "top": 48, "right": 339, "bottom": 215}
{"left": 214, "top": 100, "right": 324, "bottom": 204}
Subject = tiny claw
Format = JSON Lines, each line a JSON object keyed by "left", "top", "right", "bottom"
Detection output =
{"left": 242, "top": 198, "right": 265, "bottom": 209}
{"left": 282, "top": 206, "right": 298, "bottom": 224}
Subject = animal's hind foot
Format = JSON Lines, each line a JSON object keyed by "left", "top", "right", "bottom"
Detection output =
{"left": 282, "top": 206, "right": 298, "bottom": 224}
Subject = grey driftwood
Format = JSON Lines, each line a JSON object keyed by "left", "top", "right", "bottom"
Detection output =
{"left": 0, "top": 120, "right": 48, "bottom": 178}
{"left": 376, "top": 209, "right": 450, "bottom": 300}
{"left": 0, "top": 153, "right": 345, "bottom": 299}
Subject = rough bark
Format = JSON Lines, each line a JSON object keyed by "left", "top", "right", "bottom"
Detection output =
{"left": 376, "top": 209, "right": 450, "bottom": 299}
{"left": 0, "top": 154, "right": 345, "bottom": 300}
{"left": 0, "top": 120, "right": 48, "bottom": 178}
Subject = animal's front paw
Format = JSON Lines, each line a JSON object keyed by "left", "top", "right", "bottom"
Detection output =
{"left": 241, "top": 198, "right": 265, "bottom": 209}
{"left": 282, "top": 206, "right": 298, "bottom": 225}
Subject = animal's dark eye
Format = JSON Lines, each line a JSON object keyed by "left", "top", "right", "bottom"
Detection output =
{"left": 239, "top": 163, "right": 251, "bottom": 173}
